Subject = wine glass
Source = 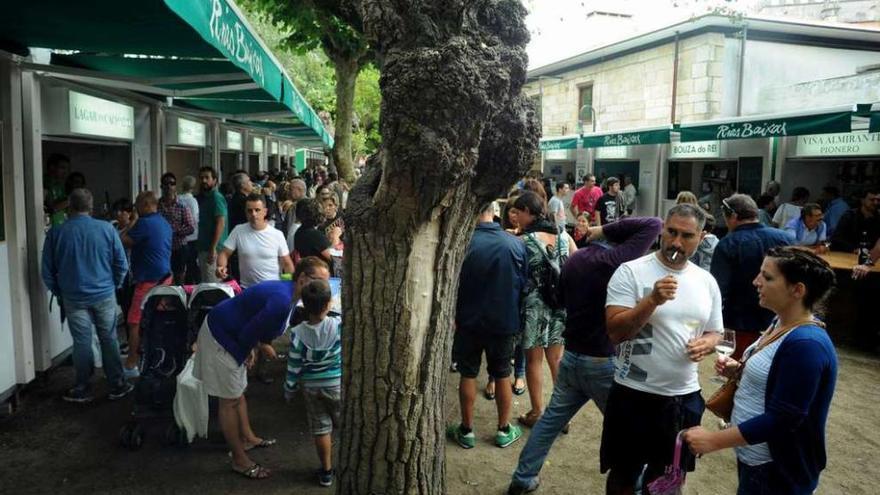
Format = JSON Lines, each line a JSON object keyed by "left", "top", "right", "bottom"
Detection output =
{"left": 712, "top": 329, "right": 736, "bottom": 383}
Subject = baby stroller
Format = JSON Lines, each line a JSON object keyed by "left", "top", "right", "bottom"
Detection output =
{"left": 187, "top": 283, "right": 236, "bottom": 339}
{"left": 180, "top": 283, "right": 236, "bottom": 438}
{"left": 119, "top": 285, "right": 190, "bottom": 450}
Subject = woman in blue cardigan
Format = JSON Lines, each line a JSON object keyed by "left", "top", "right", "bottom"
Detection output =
{"left": 684, "top": 246, "right": 837, "bottom": 494}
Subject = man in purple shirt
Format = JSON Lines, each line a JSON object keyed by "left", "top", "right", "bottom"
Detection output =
{"left": 508, "top": 217, "right": 662, "bottom": 495}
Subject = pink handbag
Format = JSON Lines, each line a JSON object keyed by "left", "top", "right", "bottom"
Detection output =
{"left": 646, "top": 431, "right": 686, "bottom": 495}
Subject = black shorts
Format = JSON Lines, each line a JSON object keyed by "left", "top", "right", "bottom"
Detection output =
{"left": 600, "top": 383, "right": 705, "bottom": 482}
{"left": 452, "top": 330, "right": 516, "bottom": 379}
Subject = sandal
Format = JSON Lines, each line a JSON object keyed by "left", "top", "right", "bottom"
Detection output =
{"left": 248, "top": 438, "right": 277, "bottom": 450}
{"left": 518, "top": 411, "right": 542, "bottom": 428}
{"left": 233, "top": 463, "right": 271, "bottom": 480}
{"left": 512, "top": 378, "right": 526, "bottom": 396}
{"left": 483, "top": 384, "right": 496, "bottom": 401}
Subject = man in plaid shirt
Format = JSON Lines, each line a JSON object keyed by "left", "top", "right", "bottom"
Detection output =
{"left": 159, "top": 172, "right": 195, "bottom": 283}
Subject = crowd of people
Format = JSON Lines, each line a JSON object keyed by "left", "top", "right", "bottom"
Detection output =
{"left": 39, "top": 151, "right": 873, "bottom": 492}
{"left": 450, "top": 173, "right": 857, "bottom": 495}
{"left": 40, "top": 154, "right": 349, "bottom": 485}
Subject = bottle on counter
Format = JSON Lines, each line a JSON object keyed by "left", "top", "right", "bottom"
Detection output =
{"left": 858, "top": 231, "right": 872, "bottom": 265}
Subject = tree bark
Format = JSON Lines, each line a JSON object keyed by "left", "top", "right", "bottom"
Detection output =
{"left": 338, "top": 2, "right": 539, "bottom": 493}
{"left": 329, "top": 52, "right": 359, "bottom": 183}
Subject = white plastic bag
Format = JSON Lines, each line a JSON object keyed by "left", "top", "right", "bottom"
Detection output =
{"left": 173, "top": 357, "right": 209, "bottom": 443}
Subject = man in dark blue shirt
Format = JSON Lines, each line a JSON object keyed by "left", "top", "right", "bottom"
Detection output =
{"left": 711, "top": 194, "right": 792, "bottom": 358}
{"left": 448, "top": 203, "right": 528, "bottom": 451}
{"left": 122, "top": 191, "right": 172, "bottom": 375}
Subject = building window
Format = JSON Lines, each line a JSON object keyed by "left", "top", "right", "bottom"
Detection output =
{"left": 578, "top": 84, "right": 593, "bottom": 131}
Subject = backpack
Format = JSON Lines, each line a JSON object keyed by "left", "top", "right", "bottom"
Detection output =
{"left": 527, "top": 233, "right": 565, "bottom": 310}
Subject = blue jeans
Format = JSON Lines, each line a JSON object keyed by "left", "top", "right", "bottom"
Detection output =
{"left": 66, "top": 296, "right": 125, "bottom": 390}
{"left": 511, "top": 351, "right": 614, "bottom": 487}
{"left": 737, "top": 460, "right": 801, "bottom": 495}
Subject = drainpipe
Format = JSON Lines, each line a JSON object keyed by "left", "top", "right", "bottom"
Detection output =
{"left": 736, "top": 24, "right": 748, "bottom": 116}
{"left": 670, "top": 31, "right": 680, "bottom": 124}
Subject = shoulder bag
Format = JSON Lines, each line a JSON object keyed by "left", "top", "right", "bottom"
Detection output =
{"left": 705, "top": 318, "right": 821, "bottom": 421}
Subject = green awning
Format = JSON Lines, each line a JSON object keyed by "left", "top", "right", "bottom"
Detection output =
{"left": 582, "top": 128, "right": 670, "bottom": 148}
{"left": 539, "top": 136, "right": 579, "bottom": 151}
{"left": 1, "top": 0, "right": 332, "bottom": 148}
{"left": 679, "top": 111, "right": 852, "bottom": 142}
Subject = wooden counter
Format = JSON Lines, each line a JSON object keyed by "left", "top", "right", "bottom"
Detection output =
{"left": 819, "top": 251, "right": 879, "bottom": 273}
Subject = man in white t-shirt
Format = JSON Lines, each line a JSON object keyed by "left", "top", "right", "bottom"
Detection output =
{"left": 601, "top": 203, "right": 723, "bottom": 495}
{"left": 217, "top": 193, "right": 294, "bottom": 288}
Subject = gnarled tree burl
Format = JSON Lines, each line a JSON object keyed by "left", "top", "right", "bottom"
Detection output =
{"left": 337, "top": 1, "right": 539, "bottom": 493}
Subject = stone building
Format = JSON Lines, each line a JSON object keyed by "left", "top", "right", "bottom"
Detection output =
{"left": 526, "top": 13, "right": 880, "bottom": 218}
{"left": 757, "top": 0, "right": 880, "bottom": 28}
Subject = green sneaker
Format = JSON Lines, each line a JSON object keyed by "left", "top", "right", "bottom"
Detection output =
{"left": 446, "top": 424, "right": 475, "bottom": 449}
{"left": 495, "top": 423, "right": 523, "bottom": 448}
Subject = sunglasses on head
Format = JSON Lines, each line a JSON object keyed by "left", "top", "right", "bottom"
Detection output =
{"left": 721, "top": 198, "right": 735, "bottom": 216}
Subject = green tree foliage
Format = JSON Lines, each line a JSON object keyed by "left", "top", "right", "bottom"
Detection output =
{"left": 241, "top": 0, "right": 376, "bottom": 181}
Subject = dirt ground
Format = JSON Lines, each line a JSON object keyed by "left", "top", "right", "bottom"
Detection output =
{"left": 0, "top": 344, "right": 877, "bottom": 495}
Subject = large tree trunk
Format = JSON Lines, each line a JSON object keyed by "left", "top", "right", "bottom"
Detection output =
{"left": 338, "top": 1, "right": 539, "bottom": 493}
{"left": 329, "top": 52, "right": 359, "bottom": 183}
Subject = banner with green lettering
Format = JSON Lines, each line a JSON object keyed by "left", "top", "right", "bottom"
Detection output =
{"left": 582, "top": 128, "right": 670, "bottom": 148}
{"left": 680, "top": 111, "right": 852, "bottom": 142}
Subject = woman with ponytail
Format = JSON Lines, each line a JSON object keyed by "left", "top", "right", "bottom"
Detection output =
{"left": 684, "top": 247, "right": 837, "bottom": 495}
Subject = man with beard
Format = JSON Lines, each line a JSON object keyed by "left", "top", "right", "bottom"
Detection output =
{"left": 602, "top": 204, "right": 723, "bottom": 495}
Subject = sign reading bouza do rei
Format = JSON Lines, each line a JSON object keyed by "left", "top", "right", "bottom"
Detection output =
{"left": 681, "top": 111, "right": 852, "bottom": 142}
{"left": 69, "top": 90, "right": 134, "bottom": 140}
{"left": 670, "top": 140, "right": 720, "bottom": 159}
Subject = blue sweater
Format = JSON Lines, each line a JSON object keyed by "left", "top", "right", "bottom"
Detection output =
{"left": 207, "top": 280, "right": 294, "bottom": 364}
{"left": 737, "top": 325, "right": 837, "bottom": 494}
{"left": 41, "top": 214, "right": 129, "bottom": 305}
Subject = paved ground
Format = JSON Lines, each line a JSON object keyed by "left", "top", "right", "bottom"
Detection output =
{"left": 1, "top": 343, "right": 878, "bottom": 495}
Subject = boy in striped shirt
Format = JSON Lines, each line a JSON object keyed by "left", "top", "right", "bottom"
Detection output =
{"left": 285, "top": 279, "right": 341, "bottom": 487}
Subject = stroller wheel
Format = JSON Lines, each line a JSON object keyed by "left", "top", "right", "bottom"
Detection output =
{"left": 120, "top": 422, "right": 144, "bottom": 451}
{"left": 129, "top": 423, "right": 144, "bottom": 450}
{"left": 119, "top": 424, "right": 132, "bottom": 448}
